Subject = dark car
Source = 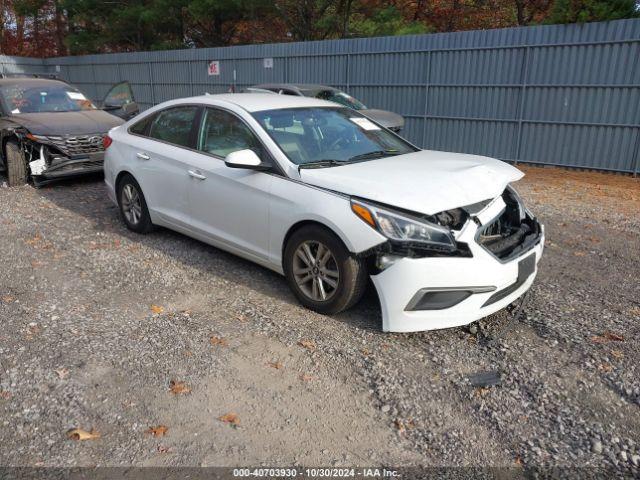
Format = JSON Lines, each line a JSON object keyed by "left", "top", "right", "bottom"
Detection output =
{"left": 0, "top": 76, "right": 139, "bottom": 186}
{"left": 250, "top": 83, "right": 405, "bottom": 132}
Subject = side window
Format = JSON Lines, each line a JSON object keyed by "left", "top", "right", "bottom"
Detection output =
{"left": 104, "top": 81, "right": 134, "bottom": 107}
{"left": 129, "top": 114, "right": 154, "bottom": 136}
{"left": 148, "top": 106, "right": 199, "bottom": 148}
{"left": 198, "top": 108, "right": 262, "bottom": 158}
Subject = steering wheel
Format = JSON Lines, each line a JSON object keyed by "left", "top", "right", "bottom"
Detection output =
{"left": 328, "top": 135, "right": 351, "bottom": 151}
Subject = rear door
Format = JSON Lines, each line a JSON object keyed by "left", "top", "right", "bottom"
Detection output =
{"left": 184, "top": 107, "right": 272, "bottom": 261}
{"left": 127, "top": 105, "right": 202, "bottom": 227}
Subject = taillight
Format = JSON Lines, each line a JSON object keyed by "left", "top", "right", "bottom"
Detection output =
{"left": 103, "top": 135, "right": 113, "bottom": 149}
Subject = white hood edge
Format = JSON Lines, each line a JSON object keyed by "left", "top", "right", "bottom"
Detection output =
{"left": 299, "top": 150, "right": 524, "bottom": 216}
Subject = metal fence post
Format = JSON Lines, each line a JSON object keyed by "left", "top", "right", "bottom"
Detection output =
{"left": 189, "top": 60, "right": 195, "bottom": 96}
{"left": 632, "top": 128, "right": 640, "bottom": 177}
{"left": 148, "top": 62, "right": 156, "bottom": 106}
{"left": 91, "top": 63, "right": 98, "bottom": 101}
{"left": 514, "top": 45, "right": 530, "bottom": 165}
{"left": 421, "top": 51, "right": 432, "bottom": 149}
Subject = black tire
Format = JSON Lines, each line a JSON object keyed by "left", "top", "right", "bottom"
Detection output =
{"left": 283, "top": 225, "right": 368, "bottom": 315}
{"left": 116, "top": 174, "right": 154, "bottom": 234}
{"left": 5, "top": 140, "right": 28, "bottom": 186}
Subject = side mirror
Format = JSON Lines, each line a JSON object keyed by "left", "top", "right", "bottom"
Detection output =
{"left": 224, "top": 149, "right": 270, "bottom": 171}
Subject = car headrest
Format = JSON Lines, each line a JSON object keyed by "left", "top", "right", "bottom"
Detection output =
{"left": 269, "top": 113, "right": 294, "bottom": 128}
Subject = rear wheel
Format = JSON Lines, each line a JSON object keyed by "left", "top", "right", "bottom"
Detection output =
{"left": 5, "top": 140, "right": 28, "bottom": 186}
{"left": 283, "top": 225, "right": 368, "bottom": 315}
{"left": 117, "top": 174, "right": 154, "bottom": 233}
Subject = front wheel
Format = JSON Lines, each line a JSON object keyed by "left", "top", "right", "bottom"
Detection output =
{"left": 117, "top": 174, "right": 154, "bottom": 233}
{"left": 5, "top": 140, "right": 28, "bottom": 186}
{"left": 283, "top": 225, "right": 368, "bottom": 315}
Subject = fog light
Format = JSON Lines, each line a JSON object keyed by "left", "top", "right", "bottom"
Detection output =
{"left": 405, "top": 286, "right": 496, "bottom": 311}
{"left": 377, "top": 254, "right": 400, "bottom": 270}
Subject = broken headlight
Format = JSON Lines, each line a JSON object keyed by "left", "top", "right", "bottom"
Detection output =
{"left": 351, "top": 199, "right": 456, "bottom": 251}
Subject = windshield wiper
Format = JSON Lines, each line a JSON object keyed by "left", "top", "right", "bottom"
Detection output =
{"left": 298, "top": 159, "right": 345, "bottom": 170}
{"left": 348, "top": 150, "right": 400, "bottom": 162}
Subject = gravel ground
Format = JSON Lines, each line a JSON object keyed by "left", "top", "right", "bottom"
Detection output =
{"left": 0, "top": 166, "right": 639, "bottom": 473}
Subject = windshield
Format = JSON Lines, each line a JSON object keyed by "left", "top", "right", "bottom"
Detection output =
{"left": 314, "top": 90, "right": 366, "bottom": 110}
{"left": 252, "top": 107, "right": 416, "bottom": 166}
{"left": 0, "top": 83, "right": 96, "bottom": 114}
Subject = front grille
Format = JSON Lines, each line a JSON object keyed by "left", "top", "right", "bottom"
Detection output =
{"left": 45, "top": 134, "right": 105, "bottom": 156}
{"left": 477, "top": 189, "right": 541, "bottom": 261}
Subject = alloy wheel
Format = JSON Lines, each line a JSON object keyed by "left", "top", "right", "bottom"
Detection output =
{"left": 293, "top": 240, "right": 340, "bottom": 302}
{"left": 121, "top": 183, "right": 142, "bottom": 225}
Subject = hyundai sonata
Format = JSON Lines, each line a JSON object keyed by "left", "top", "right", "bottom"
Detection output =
{"left": 103, "top": 94, "right": 544, "bottom": 332}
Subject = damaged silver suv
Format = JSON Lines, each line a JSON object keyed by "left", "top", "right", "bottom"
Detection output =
{"left": 0, "top": 75, "right": 138, "bottom": 186}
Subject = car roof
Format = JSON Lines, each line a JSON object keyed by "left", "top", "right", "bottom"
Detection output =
{"left": 0, "top": 77, "right": 69, "bottom": 88}
{"left": 255, "top": 83, "right": 337, "bottom": 93}
{"left": 168, "top": 93, "right": 339, "bottom": 112}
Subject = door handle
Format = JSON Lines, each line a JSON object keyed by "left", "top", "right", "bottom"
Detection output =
{"left": 136, "top": 152, "right": 150, "bottom": 160}
{"left": 188, "top": 170, "right": 206, "bottom": 180}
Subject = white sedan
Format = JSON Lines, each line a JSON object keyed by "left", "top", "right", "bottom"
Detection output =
{"left": 103, "top": 94, "right": 544, "bottom": 332}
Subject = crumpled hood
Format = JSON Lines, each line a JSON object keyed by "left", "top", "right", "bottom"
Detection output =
{"left": 300, "top": 150, "right": 524, "bottom": 215}
{"left": 8, "top": 110, "right": 123, "bottom": 136}
{"left": 360, "top": 108, "right": 404, "bottom": 130}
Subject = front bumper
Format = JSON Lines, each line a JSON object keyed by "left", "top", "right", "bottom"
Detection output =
{"left": 34, "top": 153, "right": 105, "bottom": 181}
{"left": 371, "top": 220, "right": 544, "bottom": 332}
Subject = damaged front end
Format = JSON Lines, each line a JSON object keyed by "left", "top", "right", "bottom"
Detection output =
{"left": 361, "top": 185, "right": 542, "bottom": 275}
{"left": 475, "top": 186, "right": 542, "bottom": 262}
{"left": 19, "top": 132, "right": 106, "bottom": 184}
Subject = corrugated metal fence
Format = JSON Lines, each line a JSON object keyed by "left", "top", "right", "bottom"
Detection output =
{"left": 4, "top": 19, "right": 640, "bottom": 173}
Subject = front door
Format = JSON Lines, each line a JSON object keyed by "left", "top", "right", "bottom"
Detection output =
{"left": 102, "top": 81, "right": 139, "bottom": 120}
{"left": 185, "top": 107, "right": 272, "bottom": 261}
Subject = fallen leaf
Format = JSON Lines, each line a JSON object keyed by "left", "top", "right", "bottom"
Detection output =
{"left": 169, "top": 380, "right": 191, "bottom": 395}
{"left": 157, "top": 445, "right": 171, "bottom": 453}
{"left": 55, "top": 368, "right": 70, "bottom": 379}
{"left": 611, "top": 350, "right": 624, "bottom": 359}
{"left": 474, "top": 387, "right": 491, "bottom": 398}
{"left": 629, "top": 306, "right": 640, "bottom": 316}
{"left": 298, "top": 339, "right": 316, "bottom": 351}
{"left": 394, "top": 419, "right": 405, "bottom": 433}
{"left": 150, "top": 305, "right": 164, "bottom": 314}
{"left": 1, "top": 295, "right": 14, "bottom": 304}
{"left": 146, "top": 425, "right": 168, "bottom": 437}
{"left": 573, "top": 251, "right": 586, "bottom": 257}
{"left": 267, "top": 361, "right": 283, "bottom": 369}
{"left": 300, "top": 374, "right": 314, "bottom": 382}
{"left": 361, "top": 348, "right": 370, "bottom": 356}
{"left": 0, "top": 390, "right": 11, "bottom": 399}
{"left": 603, "top": 331, "right": 624, "bottom": 342}
{"left": 25, "top": 233, "right": 42, "bottom": 246}
{"left": 515, "top": 456, "right": 524, "bottom": 467}
{"left": 67, "top": 428, "right": 100, "bottom": 441}
{"left": 598, "top": 363, "right": 613, "bottom": 373}
{"left": 210, "top": 336, "right": 229, "bottom": 347}
{"left": 219, "top": 412, "right": 240, "bottom": 426}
